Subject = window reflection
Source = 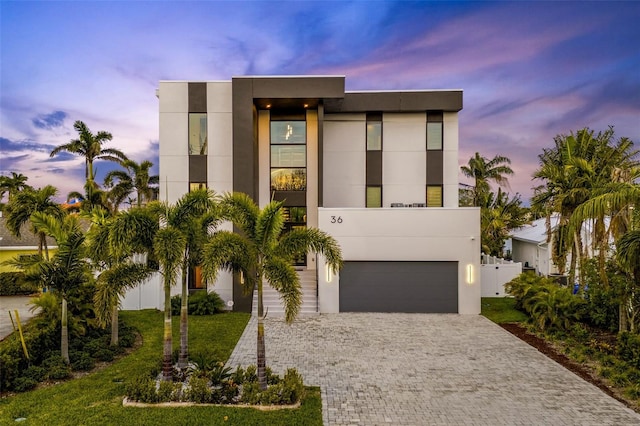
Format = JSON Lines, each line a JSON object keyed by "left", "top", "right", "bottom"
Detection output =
{"left": 189, "top": 113, "right": 208, "bottom": 155}
{"left": 270, "top": 168, "right": 306, "bottom": 191}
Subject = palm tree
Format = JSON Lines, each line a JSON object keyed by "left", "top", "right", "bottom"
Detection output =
{"left": 480, "top": 188, "right": 528, "bottom": 256}
{"left": 86, "top": 209, "right": 153, "bottom": 345}
{"left": 0, "top": 172, "right": 31, "bottom": 204}
{"left": 154, "top": 226, "right": 186, "bottom": 380}
{"left": 109, "top": 194, "right": 216, "bottom": 380}
{"left": 9, "top": 213, "right": 90, "bottom": 362}
{"left": 50, "top": 120, "right": 128, "bottom": 184}
{"left": 104, "top": 159, "right": 159, "bottom": 208}
{"left": 616, "top": 230, "right": 640, "bottom": 332}
{"left": 146, "top": 189, "right": 219, "bottom": 369}
{"left": 4, "top": 185, "right": 64, "bottom": 260}
{"left": 202, "top": 193, "right": 343, "bottom": 390}
{"left": 461, "top": 152, "right": 514, "bottom": 207}
{"left": 535, "top": 127, "right": 639, "bottom": 287}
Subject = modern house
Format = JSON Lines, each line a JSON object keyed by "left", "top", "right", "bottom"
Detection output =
{"left": 157, "top": 76, "right": 481, "bottom": 315}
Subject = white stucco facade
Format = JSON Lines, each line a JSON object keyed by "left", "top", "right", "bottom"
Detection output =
{"left": 151, "top": 76, "right": 480, "bottom": 315}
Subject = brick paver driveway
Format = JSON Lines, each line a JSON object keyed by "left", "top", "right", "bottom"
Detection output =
{"left": 227, "top": 313, "right": 640, "bottom": 425}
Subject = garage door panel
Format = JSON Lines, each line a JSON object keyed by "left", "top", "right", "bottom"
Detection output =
{"left": 340, "top": 261, "right": 457, "bottom": 313}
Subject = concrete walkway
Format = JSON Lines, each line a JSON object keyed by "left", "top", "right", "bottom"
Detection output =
{"left": 227, "top": 313, "right": 640, "bottom": 426}
{"left": 0, "top": 295, "right": 38, "bottom": 340}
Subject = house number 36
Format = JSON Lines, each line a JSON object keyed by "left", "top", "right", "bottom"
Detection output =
{"left": 330, "top": 216, "right": 343, "bottom": 224}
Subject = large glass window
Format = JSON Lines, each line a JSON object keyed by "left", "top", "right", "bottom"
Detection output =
{"left": 271, "top": 121, "right": 306, "bottom": 144}
{"left": 270, "top": 168, "right": 307, "bottom": 191}
{"left": 426, "top": 185, "right": 443, "bottom": 207}
{"left": 366, "top": 186, "right": 382, "bottom": 208}
{"left": 189, "top": 113, "right": 208, "bottom": 155}
{"left": 271, "top": 120, "right": 306, "bottom": 191}
{"left": 367, "top": 122, "right": 382, "bottom": 151}
{"left": 427, "top": 122, "right": 443, "bottom": 150}
{"left": 271, "top": 145, "right": 306, "bottom": 167}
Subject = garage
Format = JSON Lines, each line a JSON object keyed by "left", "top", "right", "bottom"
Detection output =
{"left": 339, "top": 261, "right": 458, "bottom": 313}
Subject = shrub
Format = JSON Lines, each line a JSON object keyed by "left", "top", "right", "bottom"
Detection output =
{"left": 70, "top": 351, "right": 95, "bottom": 371}
{"left": 12, "top": 377, "right": 38, "bottom": 392}
{"left": 157, "top": 380, "right": 180, "bottom": 403}
{"left": 185, "top": 376, "right": 212, "bottom": 403}
{"left": 126, "top": 375, "right": 158, "bottom": 403}
{"left": 42, "top": 355, "right": 71, "bottom": 380}
{"left": 624, "top": 384, "right": 640, "bottom": 400}
{"left": 506, "top": 273, "right": 585, "bottom": 332}
{"left": 581, "top": 258, "right": 621, "bottom": 331}
{"left": 0, "top": 271, "right": 39, "bottom": 295}
{"left": 239, "top": 367, "right": 304, "bottom": 405}
{"left": 94, "top": 348, "right": 115, "bottom": 362}
{"left": 23, "top": 365, "right": 46, "bottom": 382}
{"left": 617, "top": 332, "right": 640, "bottom": 370}
{"left": 171, "top": 291, "right": 225, "bottom": 316}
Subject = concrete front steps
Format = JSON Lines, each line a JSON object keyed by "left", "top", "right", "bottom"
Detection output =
{"left": 251, "top": 269, "right": 318, "bottom": 317}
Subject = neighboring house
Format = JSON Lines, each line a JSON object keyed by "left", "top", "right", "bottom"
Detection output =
{"left": 511, "top": 215, "right": 610, "bottom": 278}
{"left": 511, "top": 216, "right": 555, "bottom": 277}
{"left": 0, "top": 215, "right": 57, "bottom": 273}
{"left": 155, "top": 76, "right": 481, "bottom": 315}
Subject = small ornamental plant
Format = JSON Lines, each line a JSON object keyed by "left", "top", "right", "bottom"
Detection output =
{"left": 125, "top": 358, "right": 305, "bottom": 406}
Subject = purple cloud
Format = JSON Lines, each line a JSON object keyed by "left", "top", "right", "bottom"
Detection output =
{"left": 32, "top": 110, "right": 68, "bottom": 130}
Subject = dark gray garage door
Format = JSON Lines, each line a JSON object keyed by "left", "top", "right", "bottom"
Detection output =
{"left": 339, "top": 261, "right": 458, "bottom": 313}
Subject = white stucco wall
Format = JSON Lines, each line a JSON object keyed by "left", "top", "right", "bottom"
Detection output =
{"left": 383, "top": 113, "right": 426, "bottom": 206}
{"left": 323, "top": 114, "right": 366, "bottom": 207}
{"left": 316, "top": 207, "right": 481, "bottom": 314}
{"left": 157, "top": 81, "right": 234, "bottom": 306}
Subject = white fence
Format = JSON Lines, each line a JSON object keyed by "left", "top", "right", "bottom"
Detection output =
{"left": 120, "top": 272, "right": 164, "bottom": 311}
{"left": 481, "top": 253, "right": 522, "bottom": 297}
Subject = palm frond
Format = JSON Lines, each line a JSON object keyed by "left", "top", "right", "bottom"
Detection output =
{"left": 202, "top": 231, "right": 254, "bottom": 287}
{"left": 277, "top": 228, "right": 343, "bottom": 272}
{"left": 255, "top": 201, "right": 285, "bottom": 250}
{"left": 263, "top": 257, "right": 300, "bottom": 323}
{"left": 154, "top": 227, "right": 185, "bottom": 285}
{"left": 220, "top": 192, "right": 259, "bottom": 236}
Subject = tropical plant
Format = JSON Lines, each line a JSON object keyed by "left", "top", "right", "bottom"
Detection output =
{"left": 4, "top": 185, "right": 64, "bottom": 259}
{"left": 104, "top": 159, "right": 159, "bottom": 209}
{"left": 86, "top": 209, "right": 153, "bottom": 345}
{"left": 0, "top": 172, "right": 31, "bottom": 204}
{"left": 50, "top": 120, "right": 128, "bottom": 185}
{"left": 146, "top": 189, "right": 219, "bottom": 370}
{"left": 616, "top": 230, "right": 640, "bottom": 332}
{"left": 532, "top": 127, "right": 638, "bottom": 287}
{"left": 461, "top": 152, "right": 514, "bottom": 207}
{"left": 202, "top": 192, "right": 343, "bottom": 390}
{"left": 8, "top": 213, "right": 91, "bottom": 362}
{"left": 479, "top": 188, "right": 528, "bottom": 256}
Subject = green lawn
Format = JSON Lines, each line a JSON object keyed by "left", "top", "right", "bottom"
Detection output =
{"left": 481, "top": 297, "right": 529, "bottom": 324}
{"left": 0, "top": 310, "right": 322, "bottom": 426}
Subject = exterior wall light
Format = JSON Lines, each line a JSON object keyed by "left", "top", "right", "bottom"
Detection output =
{"left": 466, "top": 264, "right": 474, "bottom": 285}
{"left": 326, "top": 264, "right": 333, "bottom": 283}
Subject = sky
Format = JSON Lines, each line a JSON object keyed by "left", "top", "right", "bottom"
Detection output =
{"left": 1, "top": 1, "right": 639, "bottom": 205}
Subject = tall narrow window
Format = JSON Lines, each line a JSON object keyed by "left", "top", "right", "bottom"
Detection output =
{"left": 270, "top": 121, "right": 306, "bottom": 191}
{"left": 189, "top": 113, "right": 208, "bottom": 155}
{"left": 426, "top": 185, "right": 443, "bottom": 207}
{"left": 366, "top": 186, "right": 382, "bottom": 208}
{"left": 366, "top": 113, "right": 382, "bottom": 207}
{"left": 427, "top": 122, "right": 443, "bottom": 150}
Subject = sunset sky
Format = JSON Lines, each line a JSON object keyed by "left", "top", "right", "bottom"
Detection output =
{"left": 1, "top": 1, "right": 639, "bottom": 204}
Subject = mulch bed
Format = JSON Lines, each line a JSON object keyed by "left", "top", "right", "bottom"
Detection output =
{"left": 500, "top": 323, "right": 638, "bottom": 413}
